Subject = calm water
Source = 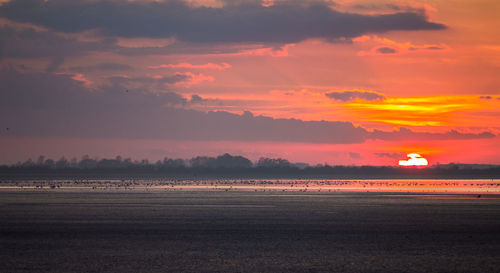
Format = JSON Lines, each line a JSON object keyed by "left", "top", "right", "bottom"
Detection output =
{"left": 1, "top": 189, "right": 500, "bottom": 272}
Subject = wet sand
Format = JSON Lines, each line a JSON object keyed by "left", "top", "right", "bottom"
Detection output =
{"left": 1, "top": 189, "right": 500, "bottom": 272}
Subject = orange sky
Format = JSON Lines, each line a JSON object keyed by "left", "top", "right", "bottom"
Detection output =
{"left": 0, "top": 0, "right": 499, "bottom": 165}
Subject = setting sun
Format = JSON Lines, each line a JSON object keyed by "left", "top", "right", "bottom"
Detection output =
{"left": 398, "top": 153, "right": 429, "bottom": 167}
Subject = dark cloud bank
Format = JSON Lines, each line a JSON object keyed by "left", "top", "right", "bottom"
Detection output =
{"left": 0, "top": 69, "right": 494, "bottom": 143}
{"left": 0, "top": 25, "right": 116, "bottom": 60}
{"left": 0, "top": 0, "right": 445, "bottom": 43}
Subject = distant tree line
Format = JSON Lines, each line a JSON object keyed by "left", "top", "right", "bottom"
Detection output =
{"left": 1, "top": 153, "right": 500, "bottom": 179}
{"left": 3, "top": 154, "right": 297, "bottom": 170}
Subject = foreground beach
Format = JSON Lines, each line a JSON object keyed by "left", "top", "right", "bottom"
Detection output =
{"left": 1, "top": 184, "right": 499, "bottom": 272}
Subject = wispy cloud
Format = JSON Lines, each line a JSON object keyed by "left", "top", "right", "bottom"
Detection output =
{"left": 102, "top": 72, "right": 213, "bottom": 91}
{"left": 148, "top": 62, "right": 231, "bottom": 70}
{"left": 374, "top": 152, "right": 406, "bottom": 159}
{"left": 70, "top": 63, "right": 134, "bottom": 73}
{"left": 376, "top": 47, "right": 397, "bottom": 54}
{"left": 355, "top": 35, "right": 448, "bottom": 56}
{"left": 326, "top": 90, "right": 386, "bottom": 102}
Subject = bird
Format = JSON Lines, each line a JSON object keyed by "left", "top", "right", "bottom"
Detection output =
{"left": 6, "top": 127, "right": 9, "bottom": 131}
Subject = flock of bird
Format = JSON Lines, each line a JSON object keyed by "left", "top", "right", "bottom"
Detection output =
{"left": 2, "top": 179, "right": 499, "bottom": 195}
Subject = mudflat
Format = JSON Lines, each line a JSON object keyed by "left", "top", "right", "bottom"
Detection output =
{"left": 1, "top": 190, "right": 499, "bottom": 272}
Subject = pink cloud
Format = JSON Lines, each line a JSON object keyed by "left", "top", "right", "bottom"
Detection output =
{"left": 175, "top": 72, "right": 214, "bottom": 86}
{"left": 261, "top": 0, "right": 274, "bottom": 7}
{"left": 70, "top": 73, "right": 93, "bottom": 87}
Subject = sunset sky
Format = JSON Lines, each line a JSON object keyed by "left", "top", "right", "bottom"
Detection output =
{"left": 1, "top": 0, "right": 499, "bottom": 165}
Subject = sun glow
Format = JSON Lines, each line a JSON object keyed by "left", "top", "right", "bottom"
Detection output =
{"left": 398, "top": 153, "right": 429, "bottom": 166}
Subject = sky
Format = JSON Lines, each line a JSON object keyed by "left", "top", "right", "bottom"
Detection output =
{"left": 0, "top": 0, "right": 499, "bottom": 165}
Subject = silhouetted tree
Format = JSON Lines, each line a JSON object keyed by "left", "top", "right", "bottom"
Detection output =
{"left": 55, "top": 157, "right": 69, "bottom": 168}
{"left": 256, "top": 157, "right": 291, "bottom": 168}
{"left": 215, "top": 153, "right": 252, "bottom": 168}
{"left": 69, "top": 157, "right": 78, "bottom": 168}
{"left": 37, "top": 156, "right": 45, "bottom": 166}
{"left": 20, "top": 158, "right": 35, "bottom": 168}
{"left": 162, "top": 157, "right": 186, "bottom": 168}
{"left": 43, "top": 159, "right": 55, "bottom": 168}
{"left": 190, "top": 156, "right": 217, "bottom": 168}
{"left": 79, "top": 155, "right": 97, "bottom": 169}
